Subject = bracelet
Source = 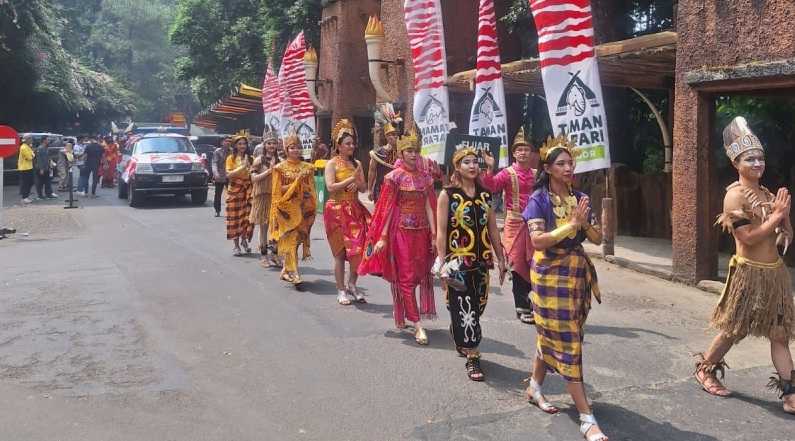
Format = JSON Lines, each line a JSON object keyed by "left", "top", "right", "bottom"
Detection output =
{"left": 549, "top": 223, "right": 576, "bottom": 243}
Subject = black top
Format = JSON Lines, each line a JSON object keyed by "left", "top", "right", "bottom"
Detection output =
{"left": 84, "top": 143, "right": 104, "bottom": 169}
{"left": 444, "top": 184, "right": 493, "bottom": 269}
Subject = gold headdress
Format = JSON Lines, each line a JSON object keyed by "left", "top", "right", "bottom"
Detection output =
{"left": 283, "top": 132, "right": 301, "bottom": 149}
{"left": 230, "top": 134, "right": 248, "bottom": 145}
{"left": 383, "top": 123, "right": 397, "bottom": 136}
{"left": 539, "top": 134, "right": 576, "bottom": 162}
{"left": 723, "top": 116, "right": 764, "bottom": 161}
{"left": 452, "top": 147, "right": 478, "bottom": 166}
{"left": 332, "top": 118, "right": 357, "bottom": 148}
{"left": 512, "top": 127, "right": 532, "bottom": 150}
{"left": 396, "top": 129, "right": 418, "bottom": 152}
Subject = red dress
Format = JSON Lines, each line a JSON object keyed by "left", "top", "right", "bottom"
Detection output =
{"left": 359, "top": 164, "right": 437, "bottom": 327}
{"left": 101, "top": 143, "right": 120, "bottom": 187}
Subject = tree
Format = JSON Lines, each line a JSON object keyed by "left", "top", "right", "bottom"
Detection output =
{"left": 170, "top": 0, "right": 321, "bottom": 105}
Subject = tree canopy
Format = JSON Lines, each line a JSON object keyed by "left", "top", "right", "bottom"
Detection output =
{"left": 170, "top": 0, "right": 321, "bottom": 105}
{"left": 0, "top": 0, "right": 195, "bottom": 133}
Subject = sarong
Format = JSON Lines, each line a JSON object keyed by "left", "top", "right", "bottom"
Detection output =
{"left": 391, "top": 227, "right": 436, "bottom": 327}
{"left": 226, "top": 181, "right": 253, "bottom": 240}
{"left": 323, "top": 198, "right": 370, "bottom": 261}
{"left": 531, "top": 246, "right": 600, "bottom": 382}
{"left": 711, "top": 255, "right": 795, "bottom": 341}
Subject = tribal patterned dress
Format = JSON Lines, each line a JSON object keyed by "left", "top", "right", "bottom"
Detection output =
{"left": 444, "top": 185, "right": 493, "bottom": 349}
{"left": 523, "top": 188, "right": 600, "bottom": 382}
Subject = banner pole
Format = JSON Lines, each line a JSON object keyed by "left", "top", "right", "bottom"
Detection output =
{"left": 601, "top": 168, "right": 614, "bottom": 256}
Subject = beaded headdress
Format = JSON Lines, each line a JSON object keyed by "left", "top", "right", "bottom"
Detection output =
{"left": 539, "top": 134, "right": 576, "bottom": 162}
{"left": 723, "top": 116, "right": 764, "bottom": 162}
{"left": 262, "top": 129, "right": 278, "bottom": 142}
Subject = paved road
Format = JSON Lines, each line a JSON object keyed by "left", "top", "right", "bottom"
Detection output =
{"left": 0, "top": 185, "right": 793, "bottom": 440}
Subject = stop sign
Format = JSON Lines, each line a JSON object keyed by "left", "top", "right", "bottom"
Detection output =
{"left": 0, "top": 126, "right": 19, "bottom": 159}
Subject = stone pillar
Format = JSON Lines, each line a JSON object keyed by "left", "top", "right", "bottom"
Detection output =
{"left": 671, "top": 82, "right": 718, "bottom": 283}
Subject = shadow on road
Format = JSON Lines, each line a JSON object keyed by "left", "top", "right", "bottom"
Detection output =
{"left": 731, "top": 391, "right": 794, "bottom": 421}
{"left": 586, "top": 324, "right": 677, "bottom": 341}
{"left": 563, "top": 402, "right": 721, "bottom": 441}
{"left": 299, "top": 279, "right": 338, "bottom": 295}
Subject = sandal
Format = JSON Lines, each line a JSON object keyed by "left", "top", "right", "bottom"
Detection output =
{"left": 465, "top": 356, "right": 484, "bottom": 382}
{"left": 280, "top": 271, "right": 295, "bottom": 283}
{"left": 337, "top": 290, "right": 353, "bottom": 305}
{"left": 241, "top": 240, "right": 251, "bottom": 254}
{"left": 524, "top": 377, "right": 559, "bottom": 414}
{"left": 767, "top": 370, "right": 795, "bottom": 414}
{"left": 415, "top": 327, "right": 429, "bottom": 345}
{"left": 693, "top": 353, "right": 731, "bottom": 397}
{"left": 519, "top": 313, "right": 535, "bottom": 325}
{"left": 232, "top": 247, "right": 243, "bottom": 257}
{"left": 579, "top": 413, "right": 608, "bottom": 441}
{"left": 347, "top": 286, "right": 366, "bottom": 303}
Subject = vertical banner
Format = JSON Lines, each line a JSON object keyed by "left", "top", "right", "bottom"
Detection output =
{"left": 469, "top": 0, "right": 509, "bottom": 167}
{"left": 262, "top": 62, "right": 282, "bottom": 132}
{"left": 529, "top": 0, "right": 611, "bottom": 173}
{"left": 404, "top": 0, "right": 450, "bottom": 163}
{"left": 279, "top": 32, "right": 317, "bottom": 159}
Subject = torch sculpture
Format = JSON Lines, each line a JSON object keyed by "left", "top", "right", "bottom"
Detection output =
{"left": 365, "top": 16, "right": 396, "bottom": 103}
{"left": 303, "top": 47, "right": 327, "bottom": 111}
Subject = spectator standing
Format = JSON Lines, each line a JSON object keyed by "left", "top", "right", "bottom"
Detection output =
{"left": 57, "top": 142, "right": 75, "bottom": 191}
{"left": 79, "top": 138, "right": 104, "bottom": 197}
{"left": 17, "top": 134, "right": 35, "bottom": 204}
{"left": 211, "top": 137, "right": 231, "bottom": 217}
{"left": 34, "top": 137, "right": 57, "bottom": 199}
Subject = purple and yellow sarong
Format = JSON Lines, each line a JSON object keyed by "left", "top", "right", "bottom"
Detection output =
{"left": 530, "top": 245, "right": 600, "bottom": 382}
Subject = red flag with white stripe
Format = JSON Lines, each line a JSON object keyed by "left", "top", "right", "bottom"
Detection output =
{"left": 405, "top": 0, "right": 450, "bottom": 162}
{"left": 469, "top": 0, "right": 509, "bottom": 167}
{"left": 262, "top": 62, "right": 282, "bottom": 132}
{"left": 529, "top": 0, "right": 611, "bottom": 173}
{"left": 279, "top": 32, "right": 316, "bottom": 159}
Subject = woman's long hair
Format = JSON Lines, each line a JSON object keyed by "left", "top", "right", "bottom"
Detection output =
{"left": 533, "top": 147, "right": 570, "bottom": 191}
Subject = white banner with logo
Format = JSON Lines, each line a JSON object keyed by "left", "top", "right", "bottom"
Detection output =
{"left": 530, "top": 0, "right": 611, "bottom": 173}
{"left": 469, "top": 0, "right": 509, "bottom": 167}
{"left": 405, "top": 0, "right": 450, "bottom": 163}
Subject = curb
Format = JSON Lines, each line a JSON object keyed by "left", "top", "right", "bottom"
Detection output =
{"left": 585, "top": 250, "right": 725, "bottom": 295}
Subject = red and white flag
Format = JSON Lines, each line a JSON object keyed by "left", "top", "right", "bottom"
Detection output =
{"left": 405, "top": 0, "right": 450, "bottom": 162}
{"left": 469, "top": 0, "right": 509, "bottom": 167}
{"left": 279, "top": 32, "right": 316, "bottom": 159}
{"left": 529, "top": 0, "right": 611, "bottom": 173}
{"left": 261, "top": 62, "right": 282, "bottom": 132}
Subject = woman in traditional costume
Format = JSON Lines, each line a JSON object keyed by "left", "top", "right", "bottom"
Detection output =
{"left": 269, "top": 134, "right": 317, "bottom": 285}
{"left": 100, "top": 137, "right": 120, "bottom": 187}
{"left": 249, "top": 131, "right": 280, "bottom": 267}
{"left": 435, "top": 148, "right": 506, "bottom": 381}
{"left": 359, "top": 130, "right": 436, "bottom": 344}
{"left": 522, "top": 135, "right": 607, "bottom": 441}
{"left": 481, "top": 128, "right": 538, "bottom": 324}
{"left": 694, "top": 116, "right": 795, "bottom": 414}
{"left": 323, "top": 119, "right": 370, "bottom": 304}
{"left": 225, "top": 135, "right": 254, "bottom": 256}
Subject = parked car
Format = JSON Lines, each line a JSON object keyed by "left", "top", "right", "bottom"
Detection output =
{"left": 117, "top": 133, "right": 209, "bottom": 207}
{"left": 2, "top": 133, "right": 64, "bottom": 184}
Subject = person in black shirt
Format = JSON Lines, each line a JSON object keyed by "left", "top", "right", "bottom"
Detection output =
{"left": 34, "top": 137, "right": 57, "bottom": 199}
{"left": 79, "top": 138, "right": 104, "bottom": 197}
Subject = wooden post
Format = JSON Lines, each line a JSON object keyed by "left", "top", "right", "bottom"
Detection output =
{"left": 602, "top": 169, "right": 615, "bottom": 256}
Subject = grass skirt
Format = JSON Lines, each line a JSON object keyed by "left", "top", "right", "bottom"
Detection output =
{"left": 711, "top": 256, "right": 794, "bottom": 341}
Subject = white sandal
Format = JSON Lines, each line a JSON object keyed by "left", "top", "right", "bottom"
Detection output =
{"left": 347, "top": 285, "right": 366, "bottom": 303}
{"left": 337, "top": 290, "right": 352, "bottom": 305}
{"left": 580, "top": 413, "right": 608, "bottom": 441}
{"left": 525, "top": 378, "right": 559, "bottom": 414}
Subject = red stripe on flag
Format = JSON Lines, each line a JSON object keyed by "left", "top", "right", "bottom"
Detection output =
{"left": 538, "top": 35, "right": 594, "bottom": 53}
{"left": 538, "top": 49, "right": 593, "bottom": 68}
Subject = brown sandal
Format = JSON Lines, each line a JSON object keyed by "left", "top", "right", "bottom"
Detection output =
{"left": 694, "top": 353, "right": 731, "bottom": 397}
{"left": 767, "top": 370, "right": 795, "bottom": 414}
{"left": 465, "top": 356, "right": 484, "bottom": 382}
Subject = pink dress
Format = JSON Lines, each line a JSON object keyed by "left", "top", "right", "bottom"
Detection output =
{"left": 480, "top": 164, "right": 535, "bottom": 282}
{"left": 359, "top": 165, "right": 437, "bottom": 328}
